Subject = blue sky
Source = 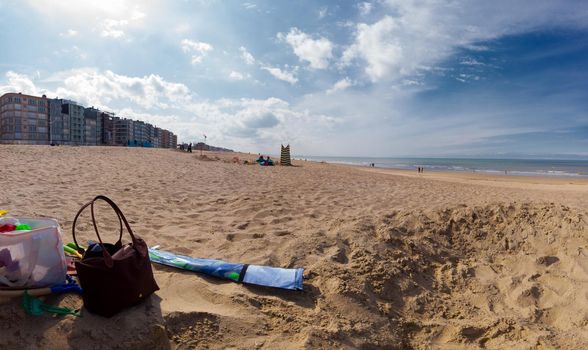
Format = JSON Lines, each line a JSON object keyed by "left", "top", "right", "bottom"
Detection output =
{"left": 0, "top": 0, "right": 587, "bottom": 157}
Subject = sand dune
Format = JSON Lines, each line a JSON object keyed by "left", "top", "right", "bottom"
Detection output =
{"left": 1, "top": 145, "right": 588, "bottom": 349}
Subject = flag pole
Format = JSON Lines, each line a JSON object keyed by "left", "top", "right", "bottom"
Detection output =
{"left": 201, "top": 134, "right": 207, "bottom": 156}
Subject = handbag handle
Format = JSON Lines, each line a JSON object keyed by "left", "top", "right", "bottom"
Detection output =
{"left": 72, "top": 196, "right": 144, "bottom": 266}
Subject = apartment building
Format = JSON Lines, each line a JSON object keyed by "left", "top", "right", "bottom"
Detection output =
{"left": 100, "top": 113, "right": 116, "bottom": 145}
{"left": 152, "top": 127, "right": 161, "bottom": 148}
{"left": 0, "top": 93, "right": 49, "bottom": 144}
{"left": 48, "top": 99, "right": 85, "bottom": 145}
{"left": 49, "top": 99, "right": 69, "bottom": 144}
{"left": 114, "top": 118, "right": 134, "bottom": 146}
{"left": 131, "top": 120, "right": 147, "bottom": 146}
{"left": 144, "top": 123, "right": 154, "bottom": 147}
{"left": 161, "top": 129, "right": 170, "bottom": 148}
{"left": 67, "top": 102, "right": 85, "bottom": 145}
{"left": 83, "top": 107, "right": 103, "bottom": 146}
{"left": 1, "top": 92, "right": 178, "bottom": 148}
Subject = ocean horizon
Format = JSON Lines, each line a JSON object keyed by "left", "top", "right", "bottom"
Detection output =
{"left": 295, "top": 156, "right": 588, "bottom": 178}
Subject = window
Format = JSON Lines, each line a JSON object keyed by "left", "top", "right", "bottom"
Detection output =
{"left": 14, "top": 97, "right": 21, "bottom": 103}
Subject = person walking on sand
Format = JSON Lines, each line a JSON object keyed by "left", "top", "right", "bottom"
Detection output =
{"left": 188, "top": 142, "right": 192, "bottom": 153}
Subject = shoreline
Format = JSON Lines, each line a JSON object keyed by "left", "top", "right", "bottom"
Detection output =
{"left": 294, "top": 157, "right": 588, "bottom": 180}
{"left": 301, "top": 159, "right": 588, "bottom": 188}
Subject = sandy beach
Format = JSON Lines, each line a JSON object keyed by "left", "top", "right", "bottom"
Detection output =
{"left": 1, "top": 145, "right": 588, "bottom": 349}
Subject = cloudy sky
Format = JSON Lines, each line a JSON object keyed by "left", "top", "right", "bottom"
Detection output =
{"left": 0, "top": 0, "right": 587, "bottom": 157}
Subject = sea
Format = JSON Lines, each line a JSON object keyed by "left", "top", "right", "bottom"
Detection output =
{"left": 295, "top": 156, "right": 588, "bottom": 178}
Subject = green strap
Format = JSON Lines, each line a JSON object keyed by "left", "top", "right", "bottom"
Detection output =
{"left": 22, "top": 291, "right": 81, "bottom": 317}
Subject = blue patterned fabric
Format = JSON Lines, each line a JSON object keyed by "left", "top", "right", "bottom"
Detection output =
{"left": 148, "top": 248, "right": 303, "bottom": 290}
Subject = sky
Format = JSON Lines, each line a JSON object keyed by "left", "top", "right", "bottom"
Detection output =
{"left": 0, "top": 0, "right": 587, "bottom": 157}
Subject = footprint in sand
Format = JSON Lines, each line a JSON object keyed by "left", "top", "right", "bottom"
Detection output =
{"left": 273, "top": 230, "right": 291, "bottom": 237}
{"left": 236, "top": 222, "right": 249, "bottom": 230}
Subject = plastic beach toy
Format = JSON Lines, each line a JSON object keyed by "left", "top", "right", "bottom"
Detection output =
{"left": 15, "top": 223, "right": 31, "bottom": 231}
{"left": 63, "top": 245, "right": 83, "bottom": 258}
{"left": 0, "top": 274, "right": 82, "bottom": 299}
{"left": 0, "top": 224, "right": 17, "bottom": 233}
{"left": 0, "top": 212, "right": 22, "bottom": 233}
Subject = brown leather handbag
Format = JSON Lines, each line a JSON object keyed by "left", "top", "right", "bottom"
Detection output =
{"left": 72, "top": 195, "right": 159, "bottom": 317}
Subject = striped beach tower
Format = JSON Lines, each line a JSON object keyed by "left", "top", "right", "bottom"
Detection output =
{"left": 280, "top": 144, "right": 292, "bottom": 166}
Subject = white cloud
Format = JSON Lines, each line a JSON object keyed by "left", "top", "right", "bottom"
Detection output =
{"left": 59, "top": 29, "right": 78, "bottom": 37}
{"left": 261, "top": 66, "right": 298, "bottom": 84}
{"left": 52, "top": 45, "right": 87, "bottom": 60}
{"left": 130, "top": 10, "right": 145, "bottom": 20}
{"left": 0, "top": 72, "right": 43, "bottom": 96}
{"left": 35, "top": 69, "right": 192, "bottom": 109}
{"left": 239, "top": 46, "right": 255, "bottom": 65}
{"left": 97, "top": 7, "right": 145, "bottom": 39}
{"left": 318, "top": 7, "right": 328, "bottom": 19}
{"left": 101, "top": 18, "right": 128, "bottom": 38}
{"left": 326, "top": 77, "right": 354, "bottom": 94}
{"left": 341, "top": 0, "right": 588, "bottom": 82}
{"left": 278, "top": 28, "right": 333, "bottom": 69}
{"left": 228, "top": 71, "right": 245, "bottom": 81}
{"left": 243, "top": 2, "right": 256, "bottom": 10}
{"left": 358, "top": 2, "right": 372, "bottom": 15}
{"left": 460, "top": 58, "right": 485, "bottom": 66}
{"left": 341, "top": 17, "right": 405, "bottom": 82}
{"left": 24, "top": 0, "right": 149, "bottom": 40}
{"left": 181, "top": 39, "right": 214, "bottom": 64}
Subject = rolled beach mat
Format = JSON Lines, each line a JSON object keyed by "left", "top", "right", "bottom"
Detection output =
{"left": 148, "top": 247, "right": 304, "bottom": 290}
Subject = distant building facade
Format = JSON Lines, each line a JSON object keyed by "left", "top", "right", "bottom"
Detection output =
{"left": 100, "top": 112, "right": 116, "bottom": 145}
{"left": 114, "top": 118, "right": 134, "bottom": 146}
{"left": 49, "top": 99, "right": 69, "bottom": 144}
{"left": 152, "top": 127, "right": 161, "bottom": 148}
{"left": 0, "top": 93, "right": 49, "bottom": 144}
{"left": 0, "top": 92, "right": 177, "bottom": 148}
{"left": 83, "top": 107, "right": 103, "bottom": 146}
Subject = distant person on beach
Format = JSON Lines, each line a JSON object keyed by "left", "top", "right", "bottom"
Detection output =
{"left": 188, "top": 143, "right": 192, "bottom": 153}
{"left": 256, "top": 155, "right": 265, "bottom": 164}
